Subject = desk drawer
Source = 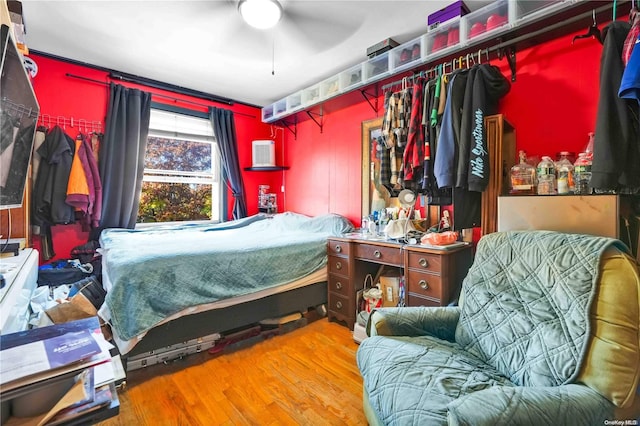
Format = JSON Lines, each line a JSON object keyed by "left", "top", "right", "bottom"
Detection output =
{"left": 328, "top": 293, "right": 351, "bottom": 317}
{"left": 407, "top": 251, "right": 442, "bottom": 274}
{"left": 407, "top": 295, "right": 440, "bottom": 307}
{"left": 328, "top": 275, "right": 351, "bottom": 297}
{"left": 328, "top": 255, "right": 349, "bottom": 276}
{"left": 407, "top": 271, "right": 442, "bottom": 300}
{"left": 328, "top": 240, "right": 350, "bottom": 256}
{"left": 354, "top": 244, "right": 402, "bottom": 265}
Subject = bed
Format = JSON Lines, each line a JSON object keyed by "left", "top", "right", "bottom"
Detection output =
{"left": 96, "top": 212, "right": 354, "bottom": 357}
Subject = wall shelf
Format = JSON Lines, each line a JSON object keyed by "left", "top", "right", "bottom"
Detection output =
{"left": 261, "top": 0, "right": 622, "bottom": 124}
{"left": 244, "top": 166, "right": 289, "bottom": 171}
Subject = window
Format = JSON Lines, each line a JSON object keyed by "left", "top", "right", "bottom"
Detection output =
{"left": 137, "top": 108, "right": 221, "bottom": 224}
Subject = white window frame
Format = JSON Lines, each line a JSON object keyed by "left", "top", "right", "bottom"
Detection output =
{"left": 137, "top": 108, "right": 222, "bottom": 228}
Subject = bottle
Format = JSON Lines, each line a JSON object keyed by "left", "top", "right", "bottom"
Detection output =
{"left": 361, "top": 216, "right": 370, "bottom": 234}
{"left": 536, "top": 156, "right": 557, "bottom": 195}
{"left": 510, "top": 150, "right": 537, "bottom": 195}
{"left": 574, "top": 152, "right": 592, "bottom": 195}
{"left": 555, "top": 152, "right": 574, "bottom": 195}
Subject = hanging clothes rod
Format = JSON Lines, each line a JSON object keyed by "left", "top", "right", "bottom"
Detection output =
{"left": 38, "top": 113, "right": 103, "bottom": 133}
{"left": 65, "top": 73, "right": 257, "bottom": 119}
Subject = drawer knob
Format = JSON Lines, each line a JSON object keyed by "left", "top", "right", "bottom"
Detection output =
{"left": 336, "top": 301, "right": 343, "bottom": 309}
{"left": 373, "top": 250, "right": 381, "bottom": 258}
{"left": 336, "top": 281, "right": 343, "bottom": 290}
{"left": 419, "top": 258, "right": 429, "bottom": 268}
{"left": 419, "top": 280, "right": 429, "bottom": 290}
{"left": 335, "top": 244, "right": 342, "bottom": 253}
{"left": 336, "top": 261, "right": 342, "bottom": 270}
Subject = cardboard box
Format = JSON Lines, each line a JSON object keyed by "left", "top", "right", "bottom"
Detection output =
{"left": 379, "top": 274, "right": 401, "bottom": 308}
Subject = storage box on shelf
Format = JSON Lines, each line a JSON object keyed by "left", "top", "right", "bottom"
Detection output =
{"left": 339, "top": 63, "right": 365, "bottom": 92}
{"left": 424, "top": 18, "right": 464, "bottom": 58}
{"left": 273, "top": 98, "right": 287, "bottom": 117}
{"left": 302, "top": 83, "right": 321, "bottom": 107}
{"left": 463, "top": 0, "right": 510, "bottom": 44}
{"left": 508, "top": 0, "right": 569, "bottom": 24}
{"left": 427, "top": 0, "right": 470, "bottom": 31}
{"left": 390, "top": 35, "right": 425, "bottom": 73}
{"left": 286, "top": 91, "right": 303, "bottom": 112}
{"left": 320, "top": 75, "right": 341, "bottom": 100}
{"left": 262, "top": 104, "right": 274, "bottom": 122}
{"left": 364, "top": 51, "right": 390, "bottom": 82}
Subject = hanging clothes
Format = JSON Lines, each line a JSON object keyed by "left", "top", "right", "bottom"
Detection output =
{"left": 434, "top": 71, "right": 466, "bottom": 189}
{"left": 465, "top": 64, "right": 511, "bottom": 192}
{"left": 32, "top": 125, "right": 75, "bottom": 226}
{"left": 66, "top": 135, "right": 103, "bottom": 230}
{"left": 593, "top": 21, "right": 640, "bottom": 191}
{"left": 403, "top": 76, "right": 426, "bottom": 190}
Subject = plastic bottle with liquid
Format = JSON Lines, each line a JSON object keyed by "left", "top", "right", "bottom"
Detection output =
{"left": 574, "top": 153, "right": 592, "bottom": 195}
{"left": 536, "top": 156, "right": 557, "bottom": 195}
{"left": 555, "top": 152, "right": 574, "bottom": 195}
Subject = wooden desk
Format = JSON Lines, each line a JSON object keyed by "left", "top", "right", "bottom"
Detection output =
{"left": 327, "top": 237, "right": 473, "bottom": 329}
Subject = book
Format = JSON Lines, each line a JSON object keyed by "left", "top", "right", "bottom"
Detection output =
{"left": 0, "top": 317, "right": 108, "bottom": 394}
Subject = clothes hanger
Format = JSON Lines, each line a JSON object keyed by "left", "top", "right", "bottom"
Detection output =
{"left": 572, "top": 10, "right": 602, "bottom": 45}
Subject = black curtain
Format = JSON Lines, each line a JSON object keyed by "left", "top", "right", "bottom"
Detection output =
{"left": 99, "top": 83, "right": 151, "bottom": 229}
{"left": 209, "top": 107, "right": 247, "bottom": 220}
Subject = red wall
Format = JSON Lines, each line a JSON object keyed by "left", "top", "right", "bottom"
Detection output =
{"left": 29, "top": 54, "right": 276, "bottom": 263}
{"left": 28, "top": 25, "right": 604, "bottom": 262}
{"left": 282, "top": 27, "right": 604, "bottom": 227}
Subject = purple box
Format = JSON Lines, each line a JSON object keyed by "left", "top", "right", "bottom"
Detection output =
{"left": 427, "top": 1, "right": 470, "bottom": 26}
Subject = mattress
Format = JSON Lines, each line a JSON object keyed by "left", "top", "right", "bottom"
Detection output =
{"left": 97, "top": 212, "right": 353, "bottom": 354}
{"left": 106, "top": 267, "right": 327, "bottom": 355}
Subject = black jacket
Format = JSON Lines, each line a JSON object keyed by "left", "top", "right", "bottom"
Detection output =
{"left": 32, "top": 126, "right": 75, "bottom": 226}
{"left": 592, "top": 21, "right": 640, "bottom": 191}
{"left": 460, "top": 64, "right": 511, "bottom": 192}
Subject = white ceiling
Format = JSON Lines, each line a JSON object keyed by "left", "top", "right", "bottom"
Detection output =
{"left": 20, "top": 0, "right": 490, "bottom": 107}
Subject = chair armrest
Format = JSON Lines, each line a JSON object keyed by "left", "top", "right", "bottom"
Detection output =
{"left": 447, "top": 384, "right": 614, "bottom": 426}
{"left": 367, "top": 306, "right": 460, "bottom": 341}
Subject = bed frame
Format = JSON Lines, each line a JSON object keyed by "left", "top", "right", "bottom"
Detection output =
{"left": 124, "top": 280, "right": 328, "bottom": 359}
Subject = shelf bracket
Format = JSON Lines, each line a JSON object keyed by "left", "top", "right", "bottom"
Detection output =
{"left": 498, "top": 46, "right": 517, "bottom": 82}
{"left": 278, "top": 116, "right": 297, "bottom": 140}
{"left": 360, "top": 87, "right": 379, "bottom": 114}
{"left": 305, "top": 106, "right": 324, "bottom": 133}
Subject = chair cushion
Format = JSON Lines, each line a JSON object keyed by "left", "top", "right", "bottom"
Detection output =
{"left": 454, "top": 231, "right": 627, "bottom": 387}
{"left": 577, "top": 248, "right": 640, "bottom": 408}
{"left": 356, "top": 335, "right": 514, "bottom": 425}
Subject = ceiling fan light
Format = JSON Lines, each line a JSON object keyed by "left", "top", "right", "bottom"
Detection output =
{"left": 239, "top": 0, "right": 283, "bottom": 30}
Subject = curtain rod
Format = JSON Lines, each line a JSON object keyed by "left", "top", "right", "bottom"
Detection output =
{"left": 382, "top": 1, "right": 620, "bottom": 91}
{"left": 65, "top": 73, "right": 257, "bottom": 119}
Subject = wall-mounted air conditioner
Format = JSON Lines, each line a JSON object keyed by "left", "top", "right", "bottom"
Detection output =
{"left": 252, "top": 140, "right": 276, "bottom": 167}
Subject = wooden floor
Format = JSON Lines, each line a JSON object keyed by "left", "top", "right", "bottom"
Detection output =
{"left": 98, "top": 319, "right": 367, "bottom": 426}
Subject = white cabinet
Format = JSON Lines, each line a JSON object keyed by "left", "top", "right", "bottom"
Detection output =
{"left": 0, "top": 248, "right": 38, "bottom": 334}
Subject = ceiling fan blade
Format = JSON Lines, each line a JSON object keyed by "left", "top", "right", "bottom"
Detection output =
{"left": 281, "top": 6, "right": 363, "bottom": 53}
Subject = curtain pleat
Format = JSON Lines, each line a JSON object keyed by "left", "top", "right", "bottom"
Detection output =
{"left": 209, "top": 107, "right": 247, "bottom": 220}
{"left": 99, "top": 83, "right": 151, "bottom": 229}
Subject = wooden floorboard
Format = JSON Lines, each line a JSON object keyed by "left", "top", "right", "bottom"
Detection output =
{"left": 98, "top": 319, "right": 367, "bottom": 426}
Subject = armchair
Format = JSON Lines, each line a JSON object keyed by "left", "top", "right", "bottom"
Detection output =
{"left": 357, "top": 231, "right": 640, "bottom": 425}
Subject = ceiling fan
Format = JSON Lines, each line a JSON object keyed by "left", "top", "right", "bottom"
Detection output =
{"left": 207, "top": 0, "right": 364, "bottom": 55}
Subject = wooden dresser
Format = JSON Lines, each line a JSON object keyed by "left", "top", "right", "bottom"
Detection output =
{"left": 327, "top": 237, "right": 473, "bottom": 329}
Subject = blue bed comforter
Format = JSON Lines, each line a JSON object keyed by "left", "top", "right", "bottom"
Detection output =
{"left": 99, "top": 212, "right": 353, "bottom": 340}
